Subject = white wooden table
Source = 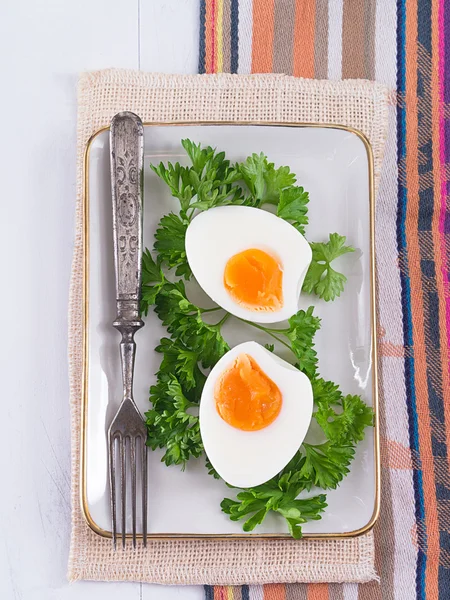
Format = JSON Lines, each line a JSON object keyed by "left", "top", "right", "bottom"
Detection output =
{"left": 0, "top": 1, "right": 203, "bottom": 598}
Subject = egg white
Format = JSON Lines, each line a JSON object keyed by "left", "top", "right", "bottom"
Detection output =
{"left": 185, "top": 206, "right": 312, "bottom": 323}
{"left": 199, "top": 341, "right": 313, "bottom": 488}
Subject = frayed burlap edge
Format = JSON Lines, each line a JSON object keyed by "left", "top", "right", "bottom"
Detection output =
{"left": 68, "top": 70, "right": 389, "bottom": 584}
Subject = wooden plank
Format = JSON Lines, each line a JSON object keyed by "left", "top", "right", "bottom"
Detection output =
{"left": 140, "top": 0, "right": 199, "bottom": 72}
{"left": 0, "top": 0, "right": 140, "bottom": 598}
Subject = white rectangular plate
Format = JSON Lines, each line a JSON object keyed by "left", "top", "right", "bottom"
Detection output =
{"left": 82, "top": 123, "right": 379, "bottom": 538}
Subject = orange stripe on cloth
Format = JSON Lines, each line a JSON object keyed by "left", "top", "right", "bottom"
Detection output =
{"left": 405, "top": 0, "right": 440, "bottom": 596}
{"left": 381, "top": 438, "right": 414, "bottom": 470}
{"left": 293, "top": 0, "right": 316, "bottom": 77}
{"left": 205, "top": 0, "right": 215, "bottom": 73}
{"left": 307, "top": 584, "right": 329, "bottom": 600}
{"left": 264, "top": 584, "right": 286, "bottom": 600}
{"left": 214, "top": 586, "right": 231, "bottom": 600}
{"left": 251, "top": 0, "right": 275, "bottom": 72}
{"left": 431, "top": 0, "right": 450, "bottom": 474}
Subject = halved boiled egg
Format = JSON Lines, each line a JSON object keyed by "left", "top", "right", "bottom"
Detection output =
{"left": 199, "top": 341, "right": 313, "bottom": 488}
{"left": 185, "top": 206, "right": 312, "bottom": 323}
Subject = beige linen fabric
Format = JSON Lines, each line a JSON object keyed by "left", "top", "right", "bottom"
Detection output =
{"left": 69, "top": 70, "right": 389, "bottom": 584}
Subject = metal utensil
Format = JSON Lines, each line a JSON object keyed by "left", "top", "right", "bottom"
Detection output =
{"left": 108, "top": 111, "right": 147, "bottom": 549}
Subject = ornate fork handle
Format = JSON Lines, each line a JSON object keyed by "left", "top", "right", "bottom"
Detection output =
{"left": 110, "top": 112, "right": 144, "bottom": 401}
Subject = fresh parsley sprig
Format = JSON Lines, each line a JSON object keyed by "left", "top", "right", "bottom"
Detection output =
{"left": 154, "top": 213, "right": 191, "bottom": 279}
{"left": 216, "top": 314, "right": 373, "bottom": 536}
{"left": 238, "top": 152, "right": 296, "bottom": 205}
{"left": 299, "top": 443, "right": 355, "bottom": 490}
{"left": 314, "top": 394, "right": 374, "bottom": 445}
{"left": 277, "top": 187, "right": 310, "bottom": 235}
{"left": 237, "top": 153, "right": 310, "bottom": 235}
{"left": 221, "top": 451, "right": 327, "bottom": 539}
{"left": 151, "top": 140, "right": 243, "bottom": 215}
{"left": 237, "top": 306, "right": 321, "bottom": 378}
{"left": 147, "top": 373, "right": 203, "bottom": 467}
{"left": 150, "top": 140, "right": 245, "bottom": 278}
{"left": 141, "top": 250, "right": 230, "bottom": 467}
{"left": 302, "top": 233, "right": 355, "bottom": 301}
{"left": 141, "top": 250, "right": 230, "bottom": 369}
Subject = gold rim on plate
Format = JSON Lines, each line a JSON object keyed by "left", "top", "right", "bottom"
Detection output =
{"left": 81, "top": 121, "right": 380, "bottom": 540}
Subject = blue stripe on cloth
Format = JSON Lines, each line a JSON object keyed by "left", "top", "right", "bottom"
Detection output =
{"left": 242, "top": 585, "right": 250, "bottom": 600}
{"left": 396, "top": 0, "right": 426, "bottom": 598}
{"left": 199, "top": 0, "right": 206, "bottom": 74}
{"left": 230, "top": 0, "right": 239, "bottom": 73}
{"left": 204, "top": 585, "right": 214, "bottom": 600}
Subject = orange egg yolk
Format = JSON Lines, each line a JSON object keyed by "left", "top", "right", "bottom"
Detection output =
{"left": 223, "top": 248, "right": 283, "bottom": 311}
{"left": 214, "top": 354, "right": 282, "bottom": 431}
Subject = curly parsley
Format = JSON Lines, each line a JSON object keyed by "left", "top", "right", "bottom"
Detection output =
{"left": 141, "top": 140, "right": 373, "bottom": 538}
{"left": 302, "top": 233, "right": 355, "bottom": 301}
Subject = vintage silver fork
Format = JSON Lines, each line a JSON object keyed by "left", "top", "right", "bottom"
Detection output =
{"left": 108, "top": 111, "right": 147, "bottom": 549}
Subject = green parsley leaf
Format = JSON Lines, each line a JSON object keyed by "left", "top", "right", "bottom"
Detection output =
{"left": 150, "top": 162, "right": 193, "bottom": 212}
{"left": 181, "top": 139, "right": 215, "bottom": 174}
{"left": 156, "top": 337, "right": 206, "bottom": 396}
{"left": 154, "top": 280, "right": 230, "bottom": 368}
{"left": 179, "top": 312, "right": 230, "bottom": 368}
{"left": 251, "top": 307, "right": 320, "bottom": 377}
{"left": 220, "top": 449, "right": 327, "bottom": 538}
{"left": 145, "top": 374, "right": 203, "bottom": 467}
{"left": 221, "top": 475, "right": 327, "bottom": 539}
{"left": 285, "top": 307, "right": 321, "bottom": 377}
{"left": 151, "top": 141, "right": 244, "bottom": 218}
{"left": 313, "top": 232, "right": 355, "bottom": 263}
{"left": 181, "top": 139, "right": 233, "bottom": 184}
{"left": 311, "top": 377, "right": 342, "bottom": 406}
{"left": 302, "top": 233, "right": 355, "bottom": 301}
{"left": 141, "top": 249, "right": 165, "bottom": 314}
{"left": 277, "top": 186, "right": 309, "bottom": 235}
{"left": 314, "top": 269, "right": 347, "bottom": 301}
{"left": 189, "top": 175, "right": 244, "bottom": 211}
{"left": 239, "top": 153, "right": 296, "bottom": 205}
{"left": 300, "top": 442, "right": 355, "bottom": 490}
{"left": 277, "top": 496, "right": 327, "bottom": 538}
{"left": 205, "top": 456, "right": 221, "bottom": 479}
{"left": 179, "top": 139, "right": 244, "bottom": 211}
{"left": 154, "top": 213, "right": 191, "bottom": 279}
{"left": 315, "top": 395, "right": 374, "bottom": 445}
{"left": 239, "top": 153, "right": 266, "bottom": 201}
{"left": 152, "top": 280, "right": 195, "bottom": 326}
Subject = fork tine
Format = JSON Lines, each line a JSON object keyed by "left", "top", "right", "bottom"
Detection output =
{"left": 120, "top": 435, "right": 126, "bottom": 549}
{"left": 109, "top": 434, "right": 117, "bottom": 549}
{"left": 142, "top": 438, "right": 148, "bottom": 547}
{"left": 130, "top": 436, "right": 137, "bottom": 549}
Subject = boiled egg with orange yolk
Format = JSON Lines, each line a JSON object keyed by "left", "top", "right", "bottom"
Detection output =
{"left": 199, "top": 341, "right": 313, "bottom": 488}
{"left": 185, "top": 206, "right": 312, "bottom": 323}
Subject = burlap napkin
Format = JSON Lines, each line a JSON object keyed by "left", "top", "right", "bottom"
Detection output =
{"left": 68, "top": 69, "right": 389, "bottom": 584}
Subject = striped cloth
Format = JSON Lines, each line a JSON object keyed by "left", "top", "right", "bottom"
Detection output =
{"left": 199, "top": 1, "right": 450, "bottom": 600}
